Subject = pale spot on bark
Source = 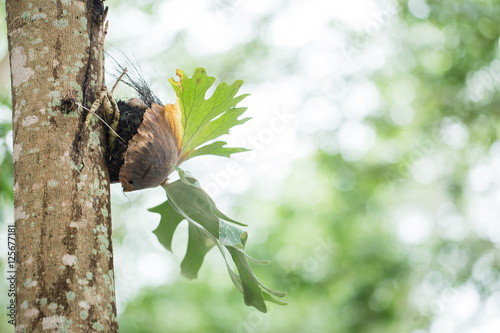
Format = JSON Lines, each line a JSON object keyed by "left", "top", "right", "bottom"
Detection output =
{"left": 62, "top": 254, "right": 78, "bottom": 266}
{"left": 53, "top": 59, "right": 59, "bottom": 67}
{"left": 78, "top": 301, "right": 90, "bottom": 310}
{"left": 42, "top": 316, "right": 65, "bottom": 330}
{"left": 27, "top": 280, "right": 37, "bottom": 287}
{"left": 40, "top": 107, "right": 46, "bottom": 115}
{"left": 9, "top": 28, "right": 22, "bottom": 37}
{"left": 60, "top": 150, "right": 70, "bottom": 162}
{"left": 11, "top": 46, "right": 35, "bottom": 87}
{"left": 24, "top": 308, "right": 39, "bottom": 318}
{"left": 13, "top": 143, "right": 22, "bottom": 162}
{"left": 32, "top": 183, "right": 42, "bottom": 191}
{"left": 26, "top": 256, "right": 33, "bottom": 265}
{"left": 53, "top": 19, "right": 69, "bottom": 29}
{"left": 84, "top": 288, "right": 101, "bottom": 305}
{"left": 75, "top": 1, "right": 86, "bottom": 11}
{"left": 15, "top": 324, "right": 26, "bottom": 333}
{"left": 13, "top": 107, "right": 21, "bottom": 122}
{"left": 13, "top": 182, "right": 19, "bottom": 192}
{"left": 48, "top": 180, "right": 59, "bottom": 187}
{"left": 15, "top": 206, "right": 29, "bottom": 221}
{"left": 70, "top": 218, "right": 87, "bottom": 229}
{"left": 22, "top": 115, "right": 38, "bottom": 126}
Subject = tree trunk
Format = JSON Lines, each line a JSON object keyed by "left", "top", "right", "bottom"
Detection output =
{"left": 6, "top": 0, "right": 118, "bottom": 331}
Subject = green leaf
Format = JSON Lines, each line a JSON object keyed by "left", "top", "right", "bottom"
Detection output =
{"left": 227, "top": 247, "right": 267, "bottom": 312}
{"left": 149, "top": 201, "right": 184, "bottom": 252}
{"left": 150, "top": 166, "right": 286, "bottom": 312}
{"left": 219, "top": 220, "right": 248, "bottom": 249}
{"left": 181, "top": 223, "right": 215, "bottom": 279}
{"left": 166, "top": 68, "right": 250, "bottom": 163}
{"left": 173, "top": 165, "right": 247, "bottom": 227}
{"left": 174, "top": 165, "right": 200, "bottom": 186}
{"left": 216, "top": 241, "right": 286, "bottom": 310}
{"left": 164, "top": 179, "right": 220, "bottom": 237}
{"left": 184, "top": 141, "right": 250, "bottom": 160}
{"left": 239, "top": 250, "right": 271, "bottom": 266}
{"left": 263, "top": 291, "right": 289, "bottom": 306}
{"left": 183, "top": 106, "right": 251, "bottom": 153}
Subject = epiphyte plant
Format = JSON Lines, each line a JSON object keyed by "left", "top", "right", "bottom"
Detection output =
{"left": 86, "top": 65, "right": 287, "bottom": 312}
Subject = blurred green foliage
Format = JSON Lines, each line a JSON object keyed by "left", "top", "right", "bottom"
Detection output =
{"left": 2, "top": 0, "right": 500, "bottom": 332}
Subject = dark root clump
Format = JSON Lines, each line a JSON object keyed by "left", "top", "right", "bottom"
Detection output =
{"left": 107, "top": 101, "right": 146, "bottom": 182}
{"left": 106, "top": 52, "right": 164, "bottom": 182}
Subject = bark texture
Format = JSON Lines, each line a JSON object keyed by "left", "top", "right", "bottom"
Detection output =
{"left": 6, "top": 0, "right": 118, "bottom": 331}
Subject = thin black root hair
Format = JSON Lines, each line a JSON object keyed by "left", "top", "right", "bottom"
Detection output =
{"left": 106, "top": 51, "right": 163, "bottom": 107}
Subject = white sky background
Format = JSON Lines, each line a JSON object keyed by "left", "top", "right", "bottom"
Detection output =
{"left": 0, "top": 0, "right": 499, "bottom": 331}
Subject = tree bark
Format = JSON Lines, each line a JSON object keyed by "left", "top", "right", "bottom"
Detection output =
{"left": 6, "top": 0, "right": 118, "bottom": 331}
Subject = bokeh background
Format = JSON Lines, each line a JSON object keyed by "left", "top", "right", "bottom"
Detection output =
{"left": 1, "top": 0, "right": 500, "bottom": 332}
